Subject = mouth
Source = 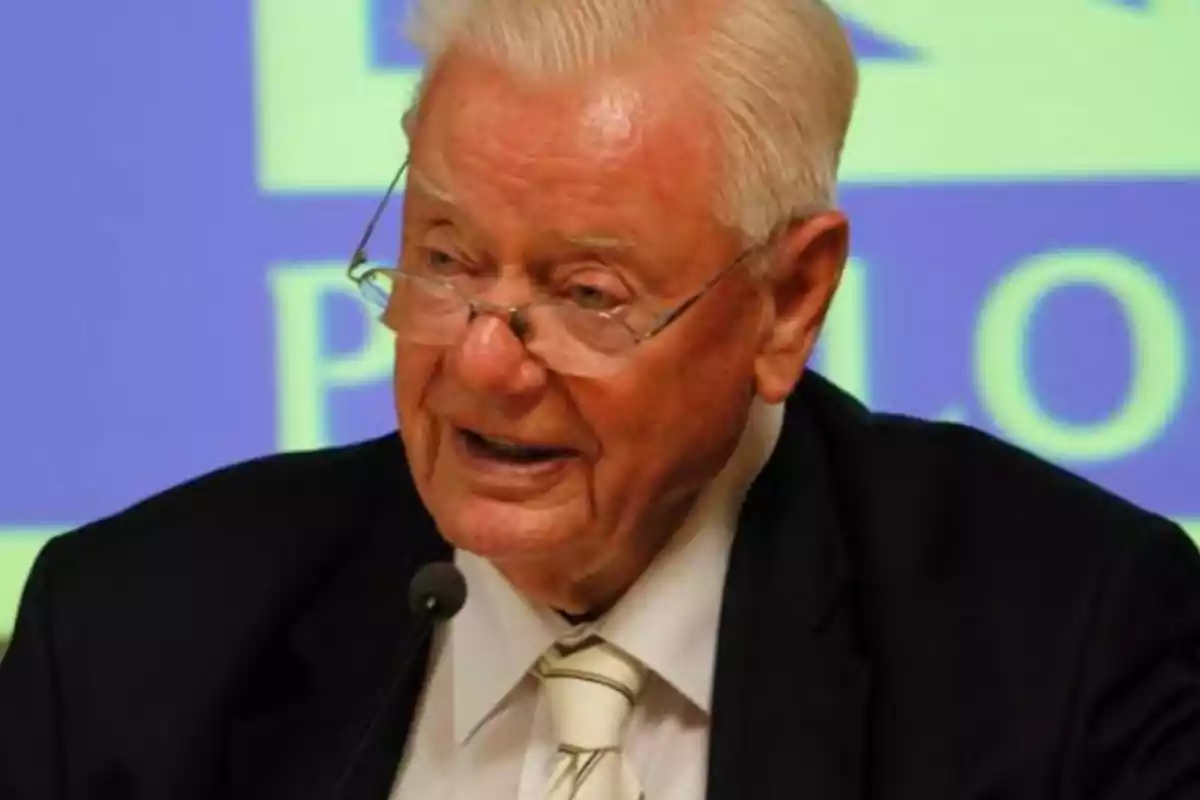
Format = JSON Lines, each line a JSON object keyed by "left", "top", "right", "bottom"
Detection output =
{"left": 454, "top": 427, "right": 580, "bottom": 468}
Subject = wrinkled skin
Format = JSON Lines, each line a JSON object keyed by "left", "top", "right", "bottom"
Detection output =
{"left": 394, "top": 47, "right": 849, "bottom": 613}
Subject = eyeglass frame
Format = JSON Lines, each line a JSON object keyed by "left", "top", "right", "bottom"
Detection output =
{"left": 346, "top": 157, "right": 765, "bottom": 353}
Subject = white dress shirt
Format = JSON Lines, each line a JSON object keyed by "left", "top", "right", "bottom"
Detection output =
{"left": 390, "top": 399, "right": 784, "bottom": 799}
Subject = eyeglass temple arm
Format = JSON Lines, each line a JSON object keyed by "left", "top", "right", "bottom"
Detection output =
{"left": 641, "top": 293, "right": 704, "bottom": 340}
{"left": 639, "top": 246, "right": 758, "bottom": 340}
{"left": 349, "top": 158, "right": 411, "bottom": 275}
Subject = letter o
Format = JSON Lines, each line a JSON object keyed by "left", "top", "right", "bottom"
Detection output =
{"left": 974, "top": 250, "right": 1187, "bottom": 463}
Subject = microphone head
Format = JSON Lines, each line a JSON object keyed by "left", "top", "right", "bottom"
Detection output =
{"left": 407, "top": 562, "right": 467, "bottom": 621}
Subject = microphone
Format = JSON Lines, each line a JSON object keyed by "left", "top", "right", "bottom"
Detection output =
{"left": 328, "top": 561, "right": 467, "bottom": 800}
{"left": 407, "top": 561, "right": 467, "bottom": 620}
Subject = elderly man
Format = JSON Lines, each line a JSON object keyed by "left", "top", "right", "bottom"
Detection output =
{"left": 3, "top": 0, "right": 1199, "bottom": 798}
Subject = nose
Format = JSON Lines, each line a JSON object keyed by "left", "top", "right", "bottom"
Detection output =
{"left": 449, "top": 310, "right": 547, "bottom": 398}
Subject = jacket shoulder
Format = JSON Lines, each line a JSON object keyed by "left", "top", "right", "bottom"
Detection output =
{"left": 799, "top": 371, "right": 1188, "bottom": 575}
{"left": 47, "top": 434, "right": 406, "bottom": 572}
{"left": 32, "top": 435, "right": 410, "bottom": 654}
{"left": 865, "top": 411, "right": 1179, "bottom": 546}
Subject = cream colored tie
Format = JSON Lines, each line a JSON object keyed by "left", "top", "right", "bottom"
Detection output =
{"left": 535, "top": 636, "right": 647, "bottom": 800}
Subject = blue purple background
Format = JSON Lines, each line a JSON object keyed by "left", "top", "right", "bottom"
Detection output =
{"left": 0, "top": 1, "right": 1196, "bottom": 632}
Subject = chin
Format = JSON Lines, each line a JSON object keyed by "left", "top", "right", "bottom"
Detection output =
{"left": 434, "top": 495, "right": 587, "bottom": 562}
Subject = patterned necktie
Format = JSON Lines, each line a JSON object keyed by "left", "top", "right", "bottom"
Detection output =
{"left": 534, "top": 635, "right": 648, "bottom": 800}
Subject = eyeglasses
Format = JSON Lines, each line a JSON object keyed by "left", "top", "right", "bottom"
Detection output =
{"left": 346, "top": 159, "right": 759, "bottom": 378}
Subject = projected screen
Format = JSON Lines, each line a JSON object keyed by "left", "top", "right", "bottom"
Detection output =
{"left": 1, "top": 1, "right": 1198, "bottom": 637}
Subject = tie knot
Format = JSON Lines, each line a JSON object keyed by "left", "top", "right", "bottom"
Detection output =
{"left": 535, "top": 636, "right": 646, "bottom": 751}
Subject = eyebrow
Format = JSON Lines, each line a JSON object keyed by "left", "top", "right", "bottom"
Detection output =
{"left": 407, "top": 167, "right": 639, "bottom": 255}
{"left": 561, "top": 232, "right": 638, "bottom": 253}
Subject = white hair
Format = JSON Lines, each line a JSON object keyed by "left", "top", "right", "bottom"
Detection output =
{"left": 404, "top": 0, "right": 858, "bottom": 245}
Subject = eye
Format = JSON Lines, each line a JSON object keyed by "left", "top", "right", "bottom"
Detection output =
{"left": 564, "top": 282, "right": 626, "bottom": 312}
{"left": 419, "top": 247, "right": 466, "bottom": 276}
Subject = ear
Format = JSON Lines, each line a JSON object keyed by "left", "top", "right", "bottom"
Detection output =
{"left": 754, "top": 211, "right": 850, "bottom": 403}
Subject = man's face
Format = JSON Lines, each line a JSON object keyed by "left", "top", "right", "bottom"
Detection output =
{"left": 393, "top": 52, "right": 777, "bottom": 607}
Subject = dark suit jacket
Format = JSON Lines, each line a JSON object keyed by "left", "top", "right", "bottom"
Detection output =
{"left": 2, "top": 373, "right": 1199, "bottom": 800}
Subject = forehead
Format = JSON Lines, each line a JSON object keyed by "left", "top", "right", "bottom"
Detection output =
{"left": 407, "top": 51, "right": 728, "bottom": 262}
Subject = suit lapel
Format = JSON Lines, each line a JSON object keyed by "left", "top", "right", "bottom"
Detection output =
{"left": 227, "top": 451, "right": 450, "bottom": 800}
{"left": 708, "top": 377, "right": 871, "bottom": 800}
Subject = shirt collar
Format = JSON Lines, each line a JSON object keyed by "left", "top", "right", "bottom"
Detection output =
{"left": 450, "top": 398, "right": 785, "bottom": 744}
{"left": 450, "top": 549, "right": 568, "bottom": 744}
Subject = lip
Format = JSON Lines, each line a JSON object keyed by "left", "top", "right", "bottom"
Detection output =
{"left": 448, "top": 427, "right": 579, "bottom": 487}
{"left": 447, "top": 418, "right": 581, "bottom": 453}
{"left": 461, "top": 428, "right": 571, "bottom": 452}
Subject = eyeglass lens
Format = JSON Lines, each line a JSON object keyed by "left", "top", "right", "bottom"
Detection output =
{"left": 362, "top": 270, "right": 637, "bottom": 378}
